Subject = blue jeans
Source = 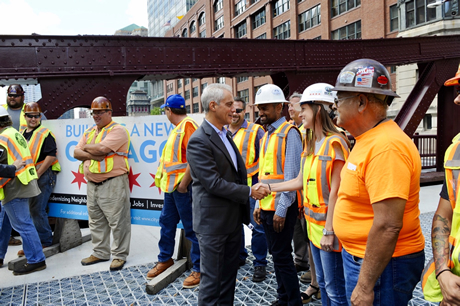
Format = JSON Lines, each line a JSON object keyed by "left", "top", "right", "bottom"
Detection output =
{"left": 261, "top": 204, "right": 302, "bottom": 306}
{"left": 29, "top": 168, "right": 56, "bottom": 247}
{"left": 310, "top": 242, "right": 347, "bottom": 306}
{"left": 158, "top": 186, "right": 200, "bottom": 272}
{"left": 0, "top": 198, "right": 46, "bottom": 264}
{"left": 240, "top": 197, "right": 268, "bottom": 267}
{"left": 342, "top": 248, "right": 425, "bottom": 306}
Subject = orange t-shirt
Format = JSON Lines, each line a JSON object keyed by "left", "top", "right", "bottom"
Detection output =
{"left": 75, "top": 123, "right": 130, "bottom": 183}
{"left": 333, "top": 120, "right": 424, "bottom": 258}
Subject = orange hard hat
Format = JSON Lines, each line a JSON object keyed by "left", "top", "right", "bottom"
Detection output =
{"left": 7, "top": 84, "right": 24, "bottom": 95}
{"left": 445, "top": 64, "right": 460, "bottom": 87}
{"left": 91, "top": 96, "right": 112, "bottom": 110}
{"left": 24, "top": 102, "right": 42, "bottom": 114}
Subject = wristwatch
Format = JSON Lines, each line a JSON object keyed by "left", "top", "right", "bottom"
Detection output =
{"left": 323, "top": 228, "right": 334, "bottom": 236}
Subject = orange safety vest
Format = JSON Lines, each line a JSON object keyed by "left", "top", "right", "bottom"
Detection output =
{"left": 25, "top": 126, "right": 61, "bottom": 172}
{"left": 259, "top": 121, "right": 300, "bottom": 211}
{"left": 232, "top": 122, "right": 263, "bottom": 187}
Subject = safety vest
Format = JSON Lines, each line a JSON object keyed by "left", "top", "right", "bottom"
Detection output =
{"left": 155, "top": 117, "right": 198, "bottom": 193}
{"left": 78, "top": 121, "right": 130, "bottom": 174}
{"left": 297, "top": 124, "right": 307, "bottom": 208}
{"left": 259, "top": 121, "right": 300, "bottom": 211}
{"left": 302, "top": 134, "right": 349, "bottom": 251}
{"left": 422, "top": 133, "right": 460, "bottom": 301}
{"left": 25, "top": 126, "right": 61, "bottom": 172}
{"left": 232, "top": 122, "right": 263, "bottom": 187}
{"left": 2, "top": 104, "right": 27, "bottom": 133}
{"left": 0, "top": 126, "right": 38, "bottom": 201}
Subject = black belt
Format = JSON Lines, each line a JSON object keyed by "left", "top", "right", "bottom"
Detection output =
{"left": 90, "top": 176, "right": 115, "bottom": 186}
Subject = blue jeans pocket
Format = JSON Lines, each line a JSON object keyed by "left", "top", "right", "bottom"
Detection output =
{"left": 392, "top": 250, "right": 425, "bottom": 294}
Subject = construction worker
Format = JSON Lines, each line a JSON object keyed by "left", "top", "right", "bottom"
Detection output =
{"left": 422, "top": 64, "right": 460, "bottom": 305}
{"left": 74, "top": 96, "right": 131, "bottom": 271}
{"left": 146, "top": 94, "right": 201, "bottom": 289}
{"left": 332, "top": 59, "right": 425, "bottom": 305}
{"left": 15, "top": 102, "right": 60, "bottom": 257}
{"left": 5, "top": 84, "right": 27, "bottom": 133}
{"left": 257, "top": 83, "right": 350, "bottom": 305}
{"left": 0, "top": 107, "right": 46, "bottom": 275}
{"left": 252, "top": 84, "right": 303, "bottom": 305}
{"left": 228, "top": 96, "right": 267, "bottom": 282}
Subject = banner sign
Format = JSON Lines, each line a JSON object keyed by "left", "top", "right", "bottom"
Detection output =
{"left": 44, "top": 114, "right": 204, "bottom": 227}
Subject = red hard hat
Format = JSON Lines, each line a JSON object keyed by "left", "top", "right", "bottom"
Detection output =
{"left": 91, "top": 96, "right": 112, "bottom": 110}
{"left": 24, "top": 102, "right": 42, "bottom": 114}
{"left": 7, "top": 84, "right": 24, "bottom": 95}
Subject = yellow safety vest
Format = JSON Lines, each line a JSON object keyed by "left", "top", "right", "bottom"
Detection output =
{"left": 155, "top": 117, "right": 198, "bottom": 192}
{"left": 25, "top": 126, "right": 61, "bottom": 172}
{"left": 233, "top": 122, "right": 263, "bottom": 187}
{"left": 302, "top": 134, "right": 349, "bottom": 251}
{"left": 422, "top": 133, "right": 460, "bottom": 301}
{"left": 259, "top": 121, "right": 300, "bottom": 211}
{"left": 0, "top": 126, "right": 38, "bottom": 201}
{"left": 79, "top": 121, "right": 130, "bottom": 174}
{"left": 2, "top": 104, "right": 27, "bottom": 133}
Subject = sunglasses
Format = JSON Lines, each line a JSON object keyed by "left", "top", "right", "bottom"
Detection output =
{"left": 25, "top": 114, "right": 40, "bottom": 119}
{"left": 90, "top": 110, "right": 107, "bottom": 116}
{"left": 235, "top": 108, "right": 244, "bottom": 114}
{"left": 8, "top": 94, "right": 22, "bottom": 98}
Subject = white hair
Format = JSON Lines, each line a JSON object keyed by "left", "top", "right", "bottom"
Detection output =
{"left": 201, "top": 83, "right": 232, "bottom": 113}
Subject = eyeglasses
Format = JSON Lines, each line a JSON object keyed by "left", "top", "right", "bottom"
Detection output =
{"left": 235, "top": 108, "right": 244, "bottom": 114}
{"left": 90, "top": 110, "right": 107, "bottom": 116}
{"left": 25, "top": 114, "right": 40, "bottom": 119}
{"left": 334, "top": 94, "right": 359, "bottom": 106}
{"left": 8, "top": 94, "right": 22, "bottom": 98}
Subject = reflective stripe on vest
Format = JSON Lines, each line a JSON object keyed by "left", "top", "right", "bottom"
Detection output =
{"left": 233, "top": 122, "right": 263, "bottom": 187}
{"left": 26, "top": 126, "right": 61, "bottom": 172}
{"left": 0, "top": 127, "right": 38, "bottom": 201}
{"left": 155, "top": 117, "right": 198, "bottom": 192}
{"left": 259, "top": 121, "right": 300, "bottom": 211}
{"left": 422, "top": 134, "right": 460, "bottom": 301}
{"left": 79, "top": 121, "right": 130, "bottom": 174}
{"left": 2, "top": 104, "right": 27, "bottom": 133}
{"left": 302, "top": 134, "right": 349, "bottom": 251}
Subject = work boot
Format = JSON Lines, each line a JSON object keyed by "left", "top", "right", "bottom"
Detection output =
{"left": 146, "top": 258, "right": 174, "bottom": 279}
{"left": 300, "top": 270, "right": 312, "bottom": 284}
{"left": 81, "top": 255, "right": 109, "bottom": 266}
{"left": 110, "top": 259, "right": 126, "bottom": 271}
{"left": 13, "top": 261, "right": 46, "bottom": 275}
{"left": 183, "top": 271, "right": 200, "bottom": 288}
{"left": 8, "top": 236, "right": 21, "bottom": 246}
{"left": 252, "top": 266, "right": 267, "bottom": 282}
{"left": 18, "top": 245, "right": 47, "bottom": 257}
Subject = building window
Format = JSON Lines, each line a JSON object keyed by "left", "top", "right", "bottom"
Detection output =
{"left": 200, "top": 30, "right": 206, "bottom": 37}
{"left": 331, "top": 20, "right": 361, "bottom": 40}
{"left": 244, "top": 113, "right": 250, "bottom": 120}
{"left": 423, "top": 114, "right": 432, "bottom": 130}
{"left": 193, "top": 102, "right": 199, "bottom": 113}
{"left": 238, "top": 89, "right": 250, "bottom": 103}
{"left": 235, "top": 0, "right": 246, "bottom": 17}
{"left": 193, "top": 78, "right": 199, "bottom": 83}
{"left": 198, "top": 12, "right": 206, "bottom": 26}
{"left": 313, "top": 36, "right": 321, "bottom": 40}
{"left": 390, "top": 4, "right": 399, "bottom": 32}
{"left": 190, "top": 21, "right": 196, "bottom": 34}
{"left": 185, "top": 78, "right": 190, "bottom": 85}
{"left": 391, "top": 66, "right": 397, "bottom": 73}
{"left": 236, "top": 22, "right": 247, "bottom": 38}
{"left": 166, "top": 83, "right": 173, "bottom": 93}
{"left": 182, "top": 28, "right": 188, "bottom": 37}
{"left": 256, "top": 33, "right": 267, "bottom": 39}
{"left": 186, "top": 105, "right": 191, "bottom": 113}
{"left": 214, "top": 0, "right": 223, "bottom": 13}
{"left": 201, "top": 83, "right": 208, "bottom": 91}
{"left": 252, "top": 9, "right": 266, "bottom": 29}
{"left": 331, "top": 0, "right": 361, "bottom": 18}
{"left": 218, "top": 77, "right": 226, "bottom": 84}
{"left": 237, "top": 76, "right": 249, "bottom": 83}
{"left": 405, "top": 0, "right": 437, "bottom": 29}
{"left": 178, "top": 79, "right": 182, "bottom": 89}
{"left": 193, "top": 86, "right": 199, "bottom": 97}
{"left": 273, "top": 0, "right": 290, "bottom": 17}
{"left": 215, "top": 16, "right": 224, "bottom": 31}
{"left": 299, "top": 4, "right": 321, "bottom": 32}
{"left": 274, "top": 21, "right": 291, "bottom": 40}
{"left": 185, "top": 90, "right": 190, "bottom": 100}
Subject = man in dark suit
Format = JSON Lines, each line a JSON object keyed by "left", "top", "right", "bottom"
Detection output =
{"left": 187, "top": 83, "right": 269, "bottom": 305}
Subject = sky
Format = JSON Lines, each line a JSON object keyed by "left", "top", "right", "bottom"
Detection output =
{"left": 0, "top": 0, "right": 149, "bottom": 103}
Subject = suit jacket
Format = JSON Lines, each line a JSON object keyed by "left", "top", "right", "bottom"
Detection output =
{"left": 187, "top": 120, "right": 250, "bottom": 235}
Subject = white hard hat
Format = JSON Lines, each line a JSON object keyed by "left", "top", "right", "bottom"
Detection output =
{"left": 254, "top": 84, "right": 288, "bottom": 105}
{"left": 0, "top": 107, "right": 9, "bottom": 118}
{"left": 300, "top": 83, "right": 336, "bottom": 106}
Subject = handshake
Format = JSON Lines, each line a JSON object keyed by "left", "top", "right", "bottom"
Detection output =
{"left": 251, "top": 183, "right": 271, "bottom": 200}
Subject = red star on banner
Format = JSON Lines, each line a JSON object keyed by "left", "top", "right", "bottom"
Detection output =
{"left": 71, "top": 170, "right": 87, "bottom": 189}
{"left": 149, "top": 173, "right": 161, "bottom": 194}
{"left": 128, "top": 167, "right": 141, "bottom": 192}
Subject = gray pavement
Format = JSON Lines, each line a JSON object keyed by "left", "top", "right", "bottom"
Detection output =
{"left": 0, "top": 184, "right": 444, "bottom": 305}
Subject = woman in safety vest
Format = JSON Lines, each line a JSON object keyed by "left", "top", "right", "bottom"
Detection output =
{"left": 255, "top": 83, "right": 350, "bottom": 305}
